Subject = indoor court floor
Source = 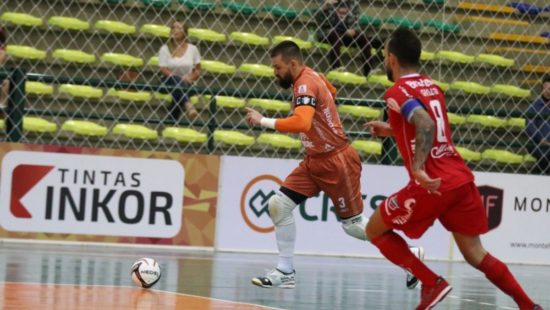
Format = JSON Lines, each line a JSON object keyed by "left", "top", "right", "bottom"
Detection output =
{"left": 0, "top": 241, "right": 548, "bottom": 310}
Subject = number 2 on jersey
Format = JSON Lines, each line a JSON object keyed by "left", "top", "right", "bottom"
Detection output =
{"left": 429, "top": 100, "right": 448, "bottom": 143}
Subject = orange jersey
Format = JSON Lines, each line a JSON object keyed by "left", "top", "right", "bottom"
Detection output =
{"left": 291, "top": 67, "right": 348, "bottom": 156}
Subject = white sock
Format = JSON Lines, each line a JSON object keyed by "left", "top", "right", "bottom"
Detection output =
{"left": 275, "top": 222, "right": 296, "bottom": 274}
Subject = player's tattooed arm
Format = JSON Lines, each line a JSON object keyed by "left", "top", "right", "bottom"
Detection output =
{"left": 410, "top": 108, "right": 435, "bottom": 171}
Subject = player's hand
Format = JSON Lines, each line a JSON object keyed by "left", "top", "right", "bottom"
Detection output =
{"left": 245, "top": 107, "right": 263, "bottom": 127}
{"left": 412, "top": 169, "right": 441, "bottom": 195}
{"left": 364, "top": 121, "right": 393, "bottom": 138}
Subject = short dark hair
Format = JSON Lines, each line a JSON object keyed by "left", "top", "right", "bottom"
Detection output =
{"left": 270, "top": 40, "right": 303, "bottom": 63}
{"left": 543, "top": 75, "right": 550, "bottom": 84}
{"left": 387, "top": 27, "right": 421, "bottom": 68}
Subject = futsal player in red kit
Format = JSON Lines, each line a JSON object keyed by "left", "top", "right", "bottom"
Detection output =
{"left": 364, "top": 28, "right": 542, "bottom": 310}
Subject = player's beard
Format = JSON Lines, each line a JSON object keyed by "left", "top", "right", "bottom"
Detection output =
{"left": 276, "top": 72, "right": 293, "bottom": 89}
{"left": 385, "top": 65, "right": 394, "bottom": 82}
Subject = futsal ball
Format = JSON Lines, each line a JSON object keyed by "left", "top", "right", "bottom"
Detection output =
{"left": 131, "top": 258, "right": 161, "bottom": 288}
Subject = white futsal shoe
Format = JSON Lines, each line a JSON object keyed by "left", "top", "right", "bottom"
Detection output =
{"left": 407, "top": 246, "right": 425, "bottom": 289}
{"left": 251, "top": 269, "right": 296, "bottom": 289}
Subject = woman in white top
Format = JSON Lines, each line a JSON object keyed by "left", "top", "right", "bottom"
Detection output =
{"left": 158, "top": 21, "right": 201, "bottom": 120}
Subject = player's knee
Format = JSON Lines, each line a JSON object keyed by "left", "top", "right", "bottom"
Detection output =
{"left": 268, "top": 193, "right": 296, "bottom": 227}
{"left": 342, "top": 214, "right": 369, "bottom": 241}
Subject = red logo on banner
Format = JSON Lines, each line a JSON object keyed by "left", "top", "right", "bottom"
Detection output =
{"left": 10, "top": 164, "right": 54, "bottom": 218}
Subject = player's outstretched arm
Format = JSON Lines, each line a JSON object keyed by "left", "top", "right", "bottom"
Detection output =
{"left": 410, "top": 108, "right": 441, "bottom": 194}
{"left": 364, "top": 121, "right": 394, "bottom": 138}
{"left": 245, "top": 106, "right": 315, "bottom": 133}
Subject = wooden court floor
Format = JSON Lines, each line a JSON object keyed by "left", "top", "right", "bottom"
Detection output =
{"left": 0, "top": 241, "right": 548, "bottom": 310}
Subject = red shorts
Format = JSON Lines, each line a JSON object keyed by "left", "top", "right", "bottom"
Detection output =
{"left": 379, "top": 182, "right": 489, "bottom": 239}
{"left": 282, "top": 145, "right": 363, "bottom": 219}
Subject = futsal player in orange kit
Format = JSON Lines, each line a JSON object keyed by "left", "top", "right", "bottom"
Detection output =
{"left": 364, "top": 28, "right": 542, "bottom": 310}
{"left": 245, "top": 40, "right": 422, "bottom": 289}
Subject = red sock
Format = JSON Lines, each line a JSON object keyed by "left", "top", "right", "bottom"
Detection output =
{"left": 371, "top": 232, "right": 439, "bottom": 285}
{"left": 477, "top": 253, "right": 535, "bottom": 310}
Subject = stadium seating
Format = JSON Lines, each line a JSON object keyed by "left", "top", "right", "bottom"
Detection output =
{"left": 0, "top": 12, "right": 42, "bottom": 26}
{"left": 162, "top": 127, "right": 207, "bottom": 143}
{"left": 257, "top": 133, "right": 301, "bottom": 149}
{"left": 113, "top": 124, "right": 158, "bottom": 140}
{"left": 48, "top": 16, "right": 90, "bottom": 30}
{"left": 351, "top": 140, "right": 382, "bottom": 156}
{"left": 62, "top": 120, "right": 108, "bottom": 137}
{"left": 213, "top": 130, "right": 254, "bottom": 146}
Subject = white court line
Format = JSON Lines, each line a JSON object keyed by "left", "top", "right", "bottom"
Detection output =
{"left": 0, "top": 281, "right": 285, "bottom": 310}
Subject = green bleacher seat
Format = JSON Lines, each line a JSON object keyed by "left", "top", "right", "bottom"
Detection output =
{"left": 238, "top": 63, "right": 273, "bottom": 77}
{"left": 59, "top": 84, "right": 103, "bottom": 99}
{"left": 179, "top": 0, "right": 217, "bottom": 11}
{"left": 433, "top": 80, "right": 450, "bottom": 91}
{"left": 23, "top": 117, "right": 58, "bottom": 133}
{"left": 338, "top": 105, "right": 380, "bottom": 119}
{"left": 189, "top": 95, "right": 200, "bottom": 105}
{"left": 257, "top": 133, "right": 301, "bottom": 149}
{"left": 53, "top": 49, "right": 96, "bottom": 64}
{"left": 248, "top": 98, "right": 290, "bottom": 112}
{"left": 367, "top": 74, "right": 394, "bottom": 87}
{"left": 481, "top": 149, "right": 524, "bottom": 164}
{"left": 213, "top": 130, "right": 255, "bottom": 146}
{"left": 384, "top": 17, "right": 422, "bottom": 30}
{"left": 436, "top": 51, "right": 475, "bottom": 64}
{"left": 113, "top": 124, "right": 158, "bottom": 140}
{"left": 450, "top": 81, "right": 490, "bottom": 95}
{"left": 108, "top": 89, "right": 152, "bottom": 102}
{"left": 475, "top": 53, "right": 514, "bottom": 67}
{"left": 523, "top": 154, "right": 537, "bottom": 163}
{"left": 62, "top": 120, "right": 108, "bottom": 137}
{"left": 424, "top": 20, "right": 460, "bottom": 33}
{"left": 351, "top": 140, "right": 382, "bottom": 156}
{"left": 447, "top": 112, "right": 466, "bottom": 125}
{"left": 201, "top": 60, "right": 236, "bottom": 74}
{"left": 154, "top": 92, "right": 172, "bottom": 102}
{"left": 25, "top": 82, "right": 54, "bottom": 96}
{"left": 315, "top": 42, "right": 331, "bottom": 51}
{"left": 466, "top": 114, "right": 507, "bottom": 127}
{"left": 140, "top": 24, "right": 170, "bottom": 38}
{"left": 490, "top": 84, "right": 531, "bottom": 98}
{"left": 229, "top": 32, "right": 269, "bottom": 46}
{"left": 162, "top": 127, "right": 207, "bottom": 143}
{"left": 140, "top": 0, "right": 172, "bottom": 7}
{"left": 421, "top": 50, "right": 436, "bottom": 61}
{"left": 0, "top": 12, "right": 42, "bottom": 27}
{"left": 262, "top": 5, "right": 299, "bottom": 18}
{"left": 147, "top": 56, "right": 159, "bottom": 66}
{"left": 204, "top": 95, "right": 245, "bottom": 109}
{"left": 359, "top": 15, "right": 383, "bottom": 27}
{"left": 455, "top": 146, "right": 481, "bottom": 161}
{"left": 326, "top": 71, "right": 367, "bottom": 85}
{"left": 48, "top": 16, "right": 90, "bottom": 30}
{"left": 222, "top": 1, "right": 257, "bottom": 15}
{"left": 6, "top": 45, "right": 47, "bottom": 60}
{"left": 95, "top": 20, "right": 136, "bottom": 34}
{"left": 506, "top": 117, "right": 526, "bottom": 128}
{"left": 100, "top": 53, "right": 143, "bottom": 67}
{"left": 188, "top": 28, "right": 226, "bottom": 42}
{"left": 272, "top": 36, "right": 312, "bottom": 50}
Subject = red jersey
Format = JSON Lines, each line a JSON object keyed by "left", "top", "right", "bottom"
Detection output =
{"left": 384, "top": 73, "right": 473, "bottom": 192}
{"left": 292, "top": 67, "right": 348, "bottom": 156}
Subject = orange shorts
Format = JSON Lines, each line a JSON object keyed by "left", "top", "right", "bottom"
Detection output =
{"left": 282, "top": 145, "right": 364, "bottom": 219}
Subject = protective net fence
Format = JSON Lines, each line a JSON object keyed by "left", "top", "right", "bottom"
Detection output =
{"left": 0, "top": 0, "right": 548, "bottom": 173}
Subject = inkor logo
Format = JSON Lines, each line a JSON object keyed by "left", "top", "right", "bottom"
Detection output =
{"left": 0, "top": 150, "right": 184, "bottom": 238}
{"left": 240, "top": 175, "right": 282, "bottom": 233}
{"left": 11, "top": 164, "right": 54, "bottom": 218}
{"left": 478, "top": 185, "right": 504, "bottom": 231}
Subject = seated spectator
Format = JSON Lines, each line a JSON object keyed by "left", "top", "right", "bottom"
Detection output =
{"left": 0, "top": 27, "right": 8, "bottom": 109}
{"left": 525, "top": 75, "right": 550, "bottom": 175}
{"left": 314, "top": 0, "right": 382, "bottom": 76}
{"left": 158, "top": 21, "right": 200, "bottom": 120}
